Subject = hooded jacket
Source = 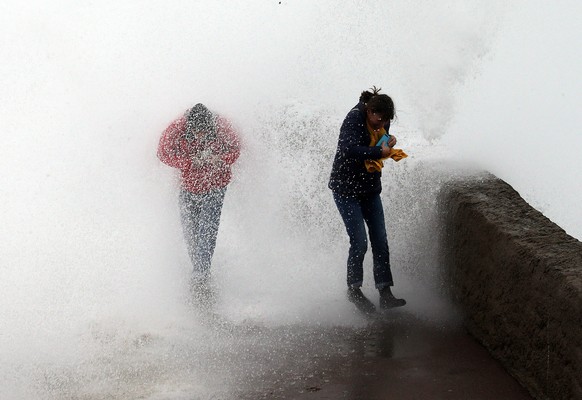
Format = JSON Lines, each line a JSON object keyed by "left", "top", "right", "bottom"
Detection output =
{"left": 328, "top": 102, "right": 390, "bottom": 196}
{"left": 157, "top": 114, "right": 240, "bottom": 194}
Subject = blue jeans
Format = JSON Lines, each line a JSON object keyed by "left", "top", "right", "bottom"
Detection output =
{"left": 333, "top": 192, "right": 393, "bottom": 289}
{"left": 179, "top": 187, "right": 226, "bottom": 280}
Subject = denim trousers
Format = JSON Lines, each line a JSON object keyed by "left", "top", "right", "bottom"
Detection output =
{"left": 179, "top": 187, "right": 226, "bottom": 280}
{"left": 333, "top": 191, "right": 394, "bottom": 289}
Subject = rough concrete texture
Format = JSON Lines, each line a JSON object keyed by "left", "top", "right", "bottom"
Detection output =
{"left": 440, "top": 176, "right": 582, "bottom": 400}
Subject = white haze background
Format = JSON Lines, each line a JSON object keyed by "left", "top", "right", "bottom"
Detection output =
{"left": 1, "top": 0, "right": 580, "bottom": 398}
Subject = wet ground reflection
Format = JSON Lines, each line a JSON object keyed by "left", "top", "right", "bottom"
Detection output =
{"left": 37, "top": 306, "right": 532, "bottom": 400}
{"left": 191, "top": 308, "right": 533, "bottom": 400}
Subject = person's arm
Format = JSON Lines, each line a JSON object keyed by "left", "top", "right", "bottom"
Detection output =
{"left": 217, "top": 117, "right": 241, "bottom": 166}
{"left": 157, "top": 117, "right": 189, "bottom": 168}
{"left": 338, "top": 110, "right": 383, "bottom": 160}
{"left": 208, "top": 117, "right": 241, "bottom": 167}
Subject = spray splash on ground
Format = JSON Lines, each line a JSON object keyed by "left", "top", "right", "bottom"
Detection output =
{"left": 1, "top": 1, "right": 578, "bottom": 398}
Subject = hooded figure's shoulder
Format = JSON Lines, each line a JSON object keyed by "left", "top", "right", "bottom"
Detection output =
{"left": 216, "top": 115, "right": 231, "bottom": 129}
{"left": 342, "top": 103, "right": 365, "bottom": 129}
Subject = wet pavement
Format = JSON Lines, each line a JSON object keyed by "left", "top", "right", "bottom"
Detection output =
{"left": 201, "top": 309, "right": 534, "bottom": 400}
{"left": 29, "top": 298, "right": 534, "bottom": 399}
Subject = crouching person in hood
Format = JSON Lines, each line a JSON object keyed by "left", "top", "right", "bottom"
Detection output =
{"left": 158, "top": 103, "right": 241, "bottom": 303}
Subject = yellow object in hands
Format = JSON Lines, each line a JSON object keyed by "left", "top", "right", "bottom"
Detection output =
{"left": 364, "top": 122, "right": 408, "bottom": 173}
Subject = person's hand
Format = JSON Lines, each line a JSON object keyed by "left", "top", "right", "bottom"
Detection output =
{"left": 388, "top": 135, "right": 397, "bottom": 147}
{"left": 190, "top": 157, "right": 204, "bottom": 168}
{"left": 191, "top": 149, "right": 212, "bottom": 167}
{"left": 195, "top": 152, "right": 223, "bottom": 167}
{"left": 380, "top": 142, "right": 391, "bottom": 158}
{"left": 208, "top": 153, "right": 224, "bottom": 167}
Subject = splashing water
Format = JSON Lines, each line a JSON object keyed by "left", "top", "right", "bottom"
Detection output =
{"left": 1, "top": 1, "right": 579, "bottom": 398}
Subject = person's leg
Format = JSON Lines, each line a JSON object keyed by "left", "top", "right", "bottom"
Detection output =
{"left": 361, "top": 193, "right": 393, "bottom": 289}
{"left": 333, "top": 192, "right": 368, "bottom": 288}
{"left": 179, "top": 189, "right": 206, "bottom": 280}
{"left": 194, "top": 187, "right": 227, "bottom": 277}
{"left": 361, "top": 193, "right": 405, "bottom": 308}
{"left": 179, "top": 188, "right": 226, "bottom": 308}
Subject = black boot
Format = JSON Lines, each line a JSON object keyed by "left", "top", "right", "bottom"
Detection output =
{"left": 379, "top": 287, "right": 406, "bottom": 309}
{"left": 347, "top": 288, "right": 376, "bottom": 315}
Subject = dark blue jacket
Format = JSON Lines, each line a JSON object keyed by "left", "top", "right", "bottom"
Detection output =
{"left": 328, "top": 102, "right": 390, "bottom": 196}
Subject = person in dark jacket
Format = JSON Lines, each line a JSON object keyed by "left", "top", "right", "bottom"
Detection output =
{"left": 329, "top": 87, "right": 406, "bottom": 313}
{"left": 158, "top": 103, "right": 241, "bottom": 299}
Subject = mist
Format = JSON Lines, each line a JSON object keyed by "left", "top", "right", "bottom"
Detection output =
{"left": 1, "top": 1, "right": 579, "bottom": 398}
{"left": 445, "top": 0, "right": 582, "bottom": 240}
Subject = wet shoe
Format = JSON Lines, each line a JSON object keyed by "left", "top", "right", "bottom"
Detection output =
{"left": 379, "top": 287, "right": 406, "bottom": 309}
{"left": 347, "top": 288, "right": 376, "bottom": 315}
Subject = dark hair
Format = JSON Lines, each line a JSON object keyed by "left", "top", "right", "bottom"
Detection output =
{"left": 359, "top": 86, "right": 395, "bottom": 121}
{"left": 185, "top": 103, "right": 216, "bottom": 142}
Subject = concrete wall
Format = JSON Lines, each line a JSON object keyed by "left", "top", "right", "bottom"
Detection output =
{"left": 440, "top": 176, "right": 582, "bottom": 400}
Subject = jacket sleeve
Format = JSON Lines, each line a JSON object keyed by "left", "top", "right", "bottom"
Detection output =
{"left": 215, "top": 117, "right": 241, "bottom": 166}
{"left": 338, "top": 109, "right": 383, "bottom": 161}
{"left": 157, "top": 117, "right": 189, "bottom": 168}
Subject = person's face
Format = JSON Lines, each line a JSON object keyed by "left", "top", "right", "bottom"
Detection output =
{"left": 366, "top": 109, "right": 385, "bottom": 130}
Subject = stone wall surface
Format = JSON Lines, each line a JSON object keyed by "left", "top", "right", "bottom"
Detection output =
{"left": 441, "top": 176, "right": 582, "bottom": 400}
